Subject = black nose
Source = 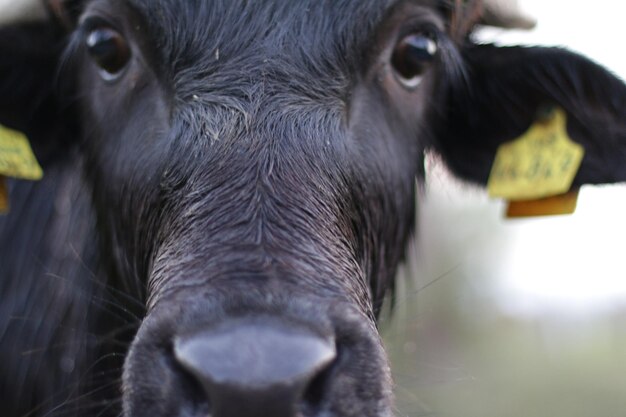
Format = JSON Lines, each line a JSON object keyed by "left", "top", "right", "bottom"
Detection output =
{"left": 173, "top": 318, "right": 336, "bottom": 417}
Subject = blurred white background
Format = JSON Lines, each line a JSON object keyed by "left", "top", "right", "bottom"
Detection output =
{"left": 387, "top": 2, "right": 626, "bottom": 416}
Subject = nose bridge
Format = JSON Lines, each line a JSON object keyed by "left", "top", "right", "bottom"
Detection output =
{"left": 163, "top": 108, "right": 354, "bottom": 259}
{"left": 147, "top": 96, "right": 366, "bottom": 312}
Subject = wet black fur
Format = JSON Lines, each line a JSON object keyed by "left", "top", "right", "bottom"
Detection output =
{"left": 1, "top": 1, "right": 625, "bottom": 416}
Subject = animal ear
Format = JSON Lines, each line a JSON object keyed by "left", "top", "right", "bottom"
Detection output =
{"left": 0, "top": 1, "right": 76, "bottom": 155}
{"left": 432, "top": 44, "right": 626, "bottom": 191}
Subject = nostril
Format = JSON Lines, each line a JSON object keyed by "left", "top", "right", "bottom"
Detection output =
{"left": 174, "top": 360, "right": 213, "bottom": 414}
{"left": 166, "top": 341, "right": 213, "bottom": 416}
{"left": 301, "top": 346, "right": 338, "bottom": 413}
{"left": 173, "top": 318, "right": 336, "bottom": 417}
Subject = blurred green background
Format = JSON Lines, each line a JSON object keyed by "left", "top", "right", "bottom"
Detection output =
{"left": 383, "top": 160, "right": 626, "bottom": 417}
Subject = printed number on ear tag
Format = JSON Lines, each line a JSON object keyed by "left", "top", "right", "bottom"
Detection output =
{"left": 0, "top": 124, "right": 43, "bottom": 180}
{"left": 487, "top": 107, "right": 584, "bottom": 201}
{"left": 0, "top": 176, "right": 8, "bottom": 214}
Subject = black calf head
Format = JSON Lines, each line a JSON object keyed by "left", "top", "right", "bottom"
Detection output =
{"left": 0, "top": 1, "right": 625, "bottom": 416}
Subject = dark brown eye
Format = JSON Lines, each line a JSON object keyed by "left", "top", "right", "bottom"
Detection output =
{"left": 86, "top": 28, "right": 131, "bottom": 80}
{"left": 391, "top": 33, "right": 438, "bottom": 88}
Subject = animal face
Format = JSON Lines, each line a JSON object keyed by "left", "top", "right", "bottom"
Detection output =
{"left": 0, "top": 1, "right": 624, "bottom": 416}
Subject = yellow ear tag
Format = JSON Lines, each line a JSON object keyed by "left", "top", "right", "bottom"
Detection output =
{"left": 487, "top": 107, "right": 585, "bottom": 217}
{"left": 0, "top": 124, "right": 44, "bottom": 214}
{"left": 0, "top": 124, "right": 43, "bottom": 180}
{"left": 0, "top": 176, "right": 8, "bottom": 214}
{"left": 506, "top": 191, "right": 579, "bottom": 218}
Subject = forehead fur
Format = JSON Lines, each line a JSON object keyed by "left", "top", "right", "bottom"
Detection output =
{"left": 117, "top": 0, "right": 465, "bottom": 100}
{"left": 126, "top": 0, "right": 394, "bottom": 78}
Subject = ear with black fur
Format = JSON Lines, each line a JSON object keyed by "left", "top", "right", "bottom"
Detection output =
{"left": 432, "top": 44, "right": 626, "bottom": 189}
